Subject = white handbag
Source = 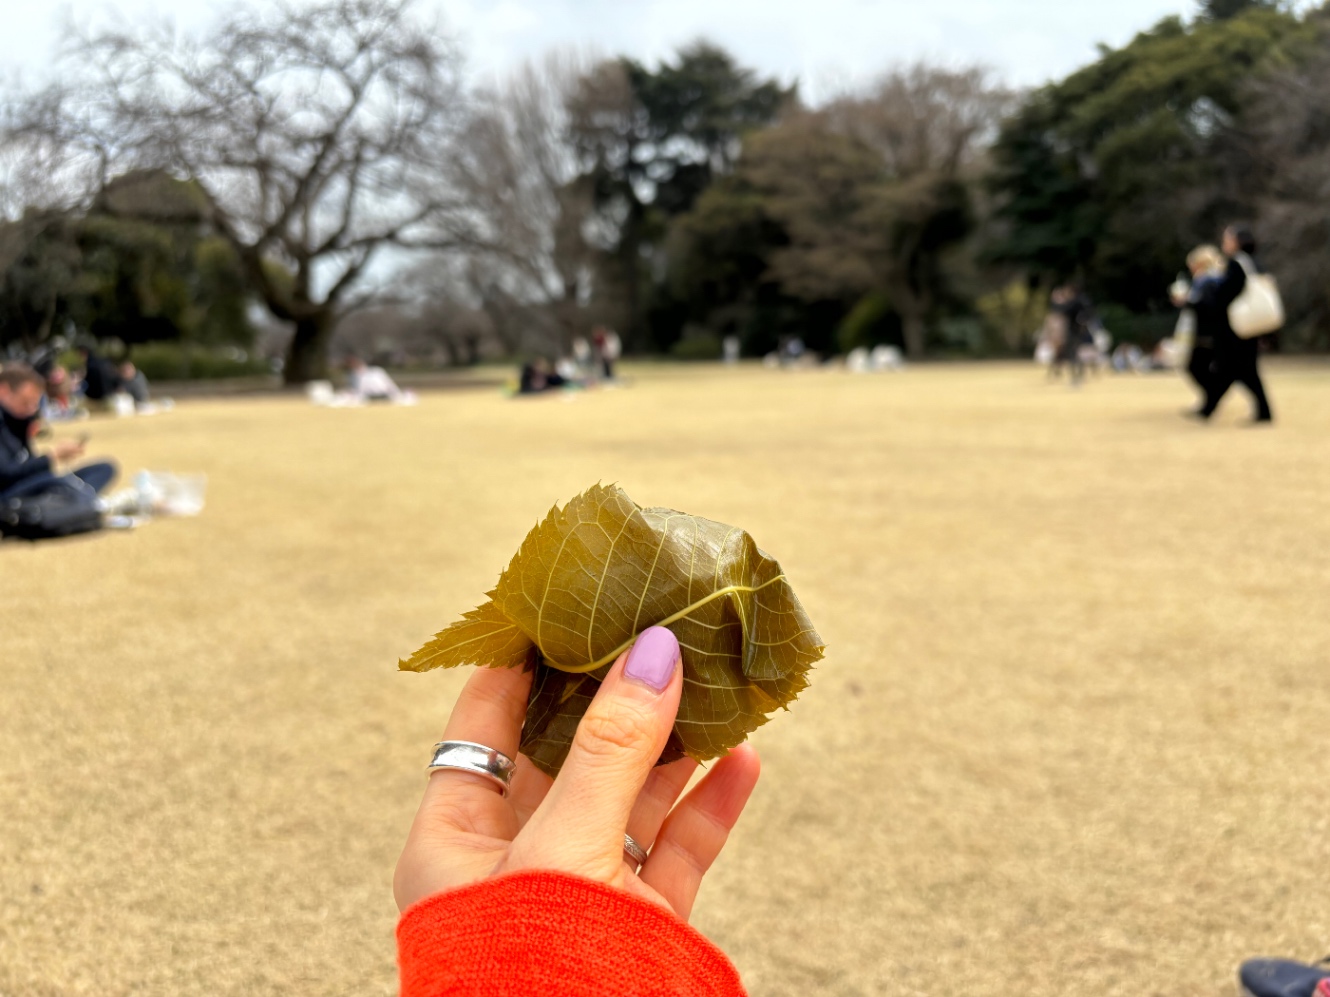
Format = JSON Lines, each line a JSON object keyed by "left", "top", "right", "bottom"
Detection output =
{"left": 1228, "top": 253, "right": 1284, "bottom": 338}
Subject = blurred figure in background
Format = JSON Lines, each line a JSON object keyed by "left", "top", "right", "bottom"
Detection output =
{"left": 1174, "top": 226, "right": 1274, "bottom": 423}
{"left": 592, "top": 326, "right": 621, "bottom": 380}
{"left": 119, "top": 360, "right": 151, "bottom": 406}
{"left": 1211, "top": 225, "right": 1274, "bottom": 423}
{"left": 76, "top": 345, "right": 122, "bottom": 405}
{"left": 1172, "top": 244, "right": 1226, "bottom": 409}
{"left": 41, "top": 366, "right": 86, "bottom": 422}
{"left": 1035, "top": 305, "right": 1065, "bottom": 370}
{"left": 0, "top": 363, "right": 116, "bottom": 501}
{"left": 1049, "top": 284, "right": 1094, "bottom": 385}
{"left": 518, "top": 357, "right": 568, "bottom": 395}
{"left": 571, "top": 336, "right": 594, "bottom": 380}
{"left": 345, "top": 355, "right": 414, "bottom": 404}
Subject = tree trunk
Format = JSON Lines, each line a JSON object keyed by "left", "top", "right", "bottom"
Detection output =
{"left": 888, "top": 277, "right": 929, "bottom": 360}
{"left": 284, "top": 313, "right": 335, "bottom": 384}
{"left": 901, "top": 312, "right": 927, "bottom": 360}
{"left": 618, "top": 215, "right": 645, "bottom": 353}
{"left": 461, "top": 332, "right": 481, "bottom": 366}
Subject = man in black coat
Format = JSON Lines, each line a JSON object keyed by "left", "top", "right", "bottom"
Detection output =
{"left": 0, "top": 363, "right": 116, "bottom": 500}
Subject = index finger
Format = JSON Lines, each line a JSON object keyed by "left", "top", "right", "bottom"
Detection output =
{"left": 513, "top": 628, "right": 682, "bottom": 879}
{"left": 428, "top": 665, "right": 533, "bottom": 799}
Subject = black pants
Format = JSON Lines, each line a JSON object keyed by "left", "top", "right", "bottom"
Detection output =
{"left": 1187, "top": 344, "right": 1215, "bottom": 402}
{"left": 1202, "top": 338, "right": 1272, "bottom": 421}
{"left": 0, "top": 461, "right": 117, "bottom": 501}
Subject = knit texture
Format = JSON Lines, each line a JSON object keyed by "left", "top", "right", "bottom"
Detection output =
{"left": 397, "top": 871, "right": 746, "bottom": 997}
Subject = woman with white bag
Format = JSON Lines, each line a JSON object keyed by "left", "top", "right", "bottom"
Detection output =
{"left": 1196, "top": 225, "right": 1276, "bottom": 423}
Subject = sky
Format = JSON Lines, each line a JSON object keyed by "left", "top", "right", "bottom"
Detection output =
{"left": 1, "top": 0, "right": 1221, "bottom": 99}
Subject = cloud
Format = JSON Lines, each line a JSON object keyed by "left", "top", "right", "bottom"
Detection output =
{"left": 434, "top": 0, "right": 1193, "bottom": 97}
{"left": 3, "top": 0, "right": 1203, "bottom": 96}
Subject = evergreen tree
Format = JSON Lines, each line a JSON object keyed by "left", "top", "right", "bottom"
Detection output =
{"left": 987, "top": 8, "right": 1308, "bottom": 314}
{"left": 1201, "top": 0, "right": 1276, "bottom": 22}
{"left": 570, "top": 43, "right": 792, "bottom": 350}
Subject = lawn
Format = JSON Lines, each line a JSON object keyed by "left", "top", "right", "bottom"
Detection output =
{"left": 2, "top": 360, "right": 1327, "bottom": 997}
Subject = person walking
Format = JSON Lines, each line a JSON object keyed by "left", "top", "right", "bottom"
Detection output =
{"left": 1195, "top": 226, "right": 1274, "bottom": 423}
{"left": 1049, "top": 284, "right": 1093, "bottom": 385}
{"left": 1172, "top": 244, "right": 1227, "bottom": 410}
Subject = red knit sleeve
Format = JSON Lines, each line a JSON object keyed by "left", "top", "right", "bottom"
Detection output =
{"left": 397, "top": 871, "right": 746, "bottom": 997}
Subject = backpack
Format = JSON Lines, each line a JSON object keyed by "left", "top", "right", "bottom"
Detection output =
{"left": 0, "top": 482, "right": 104, "bottom": 541}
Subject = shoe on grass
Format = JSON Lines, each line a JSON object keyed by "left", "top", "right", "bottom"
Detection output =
{"left": 1239, "top": 958, "right": 1330, "bottom": 997}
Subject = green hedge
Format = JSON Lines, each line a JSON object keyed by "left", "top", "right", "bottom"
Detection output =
{"left": 1097, "top": 305, "right": 1179, "bottom": 347}
{"left": 670, "top": 333, "right": 723, "bottom": 361}
{"left": 128, "top": 343, "right": 273, "bottom": 381}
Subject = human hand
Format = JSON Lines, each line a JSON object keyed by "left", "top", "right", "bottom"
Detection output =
{"left": 51, "top": 439, "right": 85, "bottom": 462}
{"left": 394, "top": 626, "right": 761, "bottom": 920}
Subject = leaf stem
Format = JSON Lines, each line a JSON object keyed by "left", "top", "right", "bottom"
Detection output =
{"left": 544, "top": 575, "right": 789, "bottom": 675}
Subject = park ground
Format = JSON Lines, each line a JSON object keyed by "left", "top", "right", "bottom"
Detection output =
{"left": 2, "top": 360, "right": 1328, "bottom": 997}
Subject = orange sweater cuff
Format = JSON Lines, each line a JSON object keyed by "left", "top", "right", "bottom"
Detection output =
{"left": 397, "top": 870, "right": 746, "bottom": 997}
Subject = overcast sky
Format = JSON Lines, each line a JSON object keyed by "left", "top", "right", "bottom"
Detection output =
{"left": 1, "top": 0, "right": 1222, "bottom": 98}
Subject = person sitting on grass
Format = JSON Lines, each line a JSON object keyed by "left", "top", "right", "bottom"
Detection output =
{"left": 41, "top": 365, "right": 86, "bottom": 422}
{"left": 346, "top": 355, "right": 414, "bottom": 404}
{"left": 517, "top": 357, "right": 568, "bottom": 395}
{"left": 76, "top": 345, "right": 122, "bottom": 405}
{"left": 0, "top": 363, "right": 116, "bottom": 502}
{"left": 119, "top": 360, "right": 152, "bottom": 406}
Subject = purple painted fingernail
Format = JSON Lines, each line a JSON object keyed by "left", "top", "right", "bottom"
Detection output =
{"left": 623, "top": 627, "right": 679, "bottom": 693}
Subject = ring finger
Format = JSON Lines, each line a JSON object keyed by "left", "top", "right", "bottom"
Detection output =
{"left": 639, "top": 743, "right": 761, "bottom": 918}
{"left": 622, "top": 756, "right": 698, "bottom": 872}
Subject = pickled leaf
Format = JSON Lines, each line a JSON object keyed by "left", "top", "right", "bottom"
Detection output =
{"left": 401, "top": 484, "right": 825, "bottom": 777}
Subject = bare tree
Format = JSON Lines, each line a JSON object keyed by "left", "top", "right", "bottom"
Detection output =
{"left": 445, "top": 53, "right": 622, "bottom": 356}
{"left": 828, "top": 65, "right": 1011, "bottom": 179}
{"left": 829, "top": 65, "right": 1012, "bottom": 358}
{"left": 749, "top": 65, "right": 1012, "bottom": 358}
{"left": 4, "top": 0, "right": 470, "bottom": 382}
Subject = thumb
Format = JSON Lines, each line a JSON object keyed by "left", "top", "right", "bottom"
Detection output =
{"left": 511, "top": 627, "right": 682, "bottom": 879}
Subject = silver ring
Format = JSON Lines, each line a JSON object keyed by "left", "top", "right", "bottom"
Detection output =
{"left": 622, "top": 833, "right": 649, "bottom": 870}
{"left": 426, "top": 740, "right": 516, "bottom": 797}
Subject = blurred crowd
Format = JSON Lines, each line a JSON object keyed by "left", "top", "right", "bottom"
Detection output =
{"left": 516, "top": 326, "right": 621, "bottom": 396}
{"left": 11, "top": 345, "right": 172, "bottom": 421}
{"left": 1, "top": 349, "right": 200, "bottom": 541}
{"left": 1033, "top": 223, "right": 1277, "bottom": 423}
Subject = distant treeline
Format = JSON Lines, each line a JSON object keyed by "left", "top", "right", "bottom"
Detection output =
{"left": 2, "top": 0, "right": 1328, "bottom": 381}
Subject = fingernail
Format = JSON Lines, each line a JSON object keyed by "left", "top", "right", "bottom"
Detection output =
{"left": 623, "top": 626, "right": 679, "bottom": 693}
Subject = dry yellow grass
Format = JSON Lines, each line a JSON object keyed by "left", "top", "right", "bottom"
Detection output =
{"left": 2, "top": 360, "right": 1328, "bottom": 997}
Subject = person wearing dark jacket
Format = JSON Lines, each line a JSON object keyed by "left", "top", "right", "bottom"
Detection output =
{"left": 0, "top": 363, "right": 116, "bottom": 501}
{"left": 77, "top": 346, "right": 122, "bottom": 403}
{"left": 1049, "top": 284, "right": 1093, "bottom": 384}
{"left": 1197, "top": 226, "right": 1274, "bottom": 423}
{"left": 1173, "top": 244, "right": 1227, "bottom": 406}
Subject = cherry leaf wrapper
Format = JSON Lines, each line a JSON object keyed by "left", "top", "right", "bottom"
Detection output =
{"left": 401, "top": 484, "right": 826, "bottom": 777}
